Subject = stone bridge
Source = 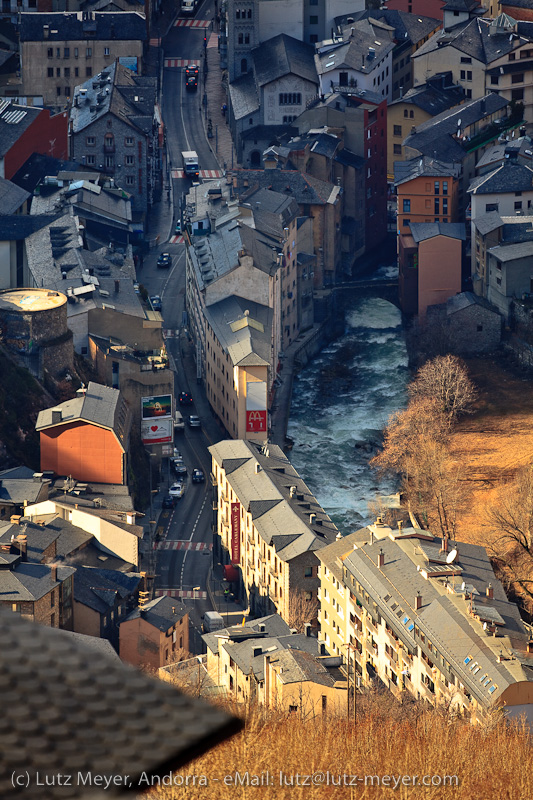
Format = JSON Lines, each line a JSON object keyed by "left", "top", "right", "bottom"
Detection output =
{"left": 333, "top": 278, "right": 400, "bottom": 310}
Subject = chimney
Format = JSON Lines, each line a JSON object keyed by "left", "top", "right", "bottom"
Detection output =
{"left": 415, "top": 592, "right": 422, "bottom": 610}
{"left": 304, "top": 622, "right": 311, "bottom": 637}
{"left": 397, "top": 520, "right": 403, "bottom": 533}
{"left": 51, "top": 408, "right": 62, "bottom": 424}
{"left": 43, "top": 24, "right": 50, "bottom": 38}
{"left": 486, "top": 584, "right": 494, "bottom": 599}
{"left": 258, "top": 623, "right": 265, "bottom": 632}
{"left": 441, "top": 536, "right": 448, "bottom": 553}
{"left": 51, "top": 565, "right": 57, "bottom": 582}
{"left": 378, "top": 548, "right": 385, "bottom": 568}
{"left": 289, "top": 486, "right": 297, "bottom": 498}
{"left": 255, "top": 463, "right": 261, "bottom": 474}
{"left": 309, "top": 513, "right": 317, "bottom": 525}
{"left": 16, "top": 535, "right": 27, "bottom": 560}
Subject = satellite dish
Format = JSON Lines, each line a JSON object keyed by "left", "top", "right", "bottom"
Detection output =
{"left": 446, "top": 548, "right": 458, "bottom": 564}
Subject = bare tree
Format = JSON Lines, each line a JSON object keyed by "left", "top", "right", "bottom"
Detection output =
{"left": 408, "top": 355, "right": 476, "bottom": 420}
{"left": 288, "top": 589, "right": 318, "bottom": 633}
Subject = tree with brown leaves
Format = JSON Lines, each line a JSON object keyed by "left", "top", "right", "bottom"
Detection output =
{"left": 409, "top": 354, "right": 476, "bottom": 420}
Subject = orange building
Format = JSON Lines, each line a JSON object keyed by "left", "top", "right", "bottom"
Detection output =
{"left": 488, "top": 1, "right": 533, "bottom": 21}
{"left": 399, "top": 222, "right": 465, "bottom": 316}
{"left": 120, "top": 595, "right": 190, "bottom": 669}
{"left": 395, "top": 157, "right": 461, "bottom": 235}
{"left": 36, "top": 382, "right": 131, "bottom": 485}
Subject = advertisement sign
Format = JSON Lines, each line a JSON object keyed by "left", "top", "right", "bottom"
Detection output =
{"left": 141, "top": 394, "right": 172, "bottom": 419}
{"left": 141, "top": 418, "right": 173, "bottom": 444}
{"left": 246, "top": 381, "right": 267, "bottom": 433}
{"left": 118, "top": 56, "right": 138, "bottom": 74}
{"left": 230, "top": 502, "right": 241, "bottom": 564}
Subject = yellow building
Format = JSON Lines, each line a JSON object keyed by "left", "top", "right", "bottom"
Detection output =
{"left": 209, "top": 439, "right": 340, "bottom": 624}
{"left": 317, "top": 518, "right": 533, "bottom": 722}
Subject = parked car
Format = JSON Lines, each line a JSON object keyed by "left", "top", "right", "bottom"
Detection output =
{"left": 133, "top": 282, "right": 140, "bottom": 294}
{"left": 157, "top": 252, "right": 172, "bottom": 269}
{"left": 173, "top": 463, "right": 188, "bottom": 478}
{"left": 179, "top": 392, "right": 193, "bottom": 405}
{"left": 188, "top": 415, "right": 201, "bottom": 428}
{"left": 150, "top": 295, "right": 162, "bottom": 312}
{"left": 192, "top": 468, "right": 205, "bottom": 483}
{"left": 162, "top": 495, "right": 175, "bottom": 509}
{"left": 169, "top": 482, "right": 185, "bottom": 499}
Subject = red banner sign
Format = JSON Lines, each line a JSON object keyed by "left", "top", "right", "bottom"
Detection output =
{"left": 246, "top": 409, "right": 267, "bottom": 432}
{"left": 230, "top": 502, "right": 240, "bottom": 564}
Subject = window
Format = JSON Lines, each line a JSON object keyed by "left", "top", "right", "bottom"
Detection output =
{"left": 86, "top": 154, "right": 95, "bottom": 165}
{"left": 47, "top": 48, "right": 53, "bottom": 58}
{"left": 86, "top": 47, "right": 92, "bottom": 57}
{"left": 56, "top": 86, "right": 61, "bottom": 97}
{"left": 125, "top": 155, "right": 135, "bottom": 166}
{"left": 442, "top": 181, "right": 448, "bottom": 195}
{"left": 443, "top": 198, "right": 448, "bottom": 214}
{"left": 64, "top": 87, "right": 70, "bottom": 97}
{"left": 279, "top": 93, "right": 301, "bottom": 105}
{"left": 486, "top": 202, "right": 498, "bottom": 213}
{"left": 64, "top": 67, "right": 70, "bottom": 78}
{"left": 393, "top": 143, "right": 402, "bottom": 155}
{"left": 105, "top": 155, "right": 114, "bottom": 168}
{"left": 74, "top": 47, "right": 79, "bottom": 59}
{"left": 509, "top": 52, "right": 516, "bottom": 61}
{"left": 460, "top": 57, "right": 472, "bottom": 64}
{"left": 86, "top": 67, "right": 92, "bottom": 77}
{"left": 403, "top": 199, "right": 411, "bottom": 213}
{"left": 56, "top": 48, "right": 61, "bottom": 58}
{"left": 104, "top": 47, "right": 110, "bottom": 56}
{"left": 244, "top": 34, "right": 250, "bottom": 44}
{"left": 402, "top": 218, "right": 410, "bottom": 227}
{"left": 126, "top": 175, "right": 135, "bottom": 186}
{"left": 511, "top": 73, "right": 524, "bottom": 84}
{"left": 47, "top": 68, "right": 53, "bottom": 78}
{"left": 238, "top": 33, "right": 243, "bottom": 44}
{"left": 393, "top": 124, "right": 402, "bottom": 136}
{"left": 466, "top": 89, "right": 472, "bottom": 98}
{"left": 304, "top": 567, "right": 313, "bottom": 578}
{"left": 56, "top": 68, "right": 61, "bottom": 77}
{"left": 64, "top": 47, "right": 69, "bottom": 58}
{"left": 512, "top": 88, "right": 524, "bottom": 101}
{"left": 515, "top": 201, "right": 523, "bottom": 210}
{"left": 434, "top": 199, "right": 439, "bottom": 215}
{"left": 86, "top": 136, "right": 95, "bottom": 146}
{"left": 491, "top": 75, "right": 499, "bottom": 85}
{"left": 241, "top": 58, "right": 247, "bottom": 74}
{"left": 310, "top": 34, "right": 318, "bottom": 43}
{"left": 75, "top": 68, "right": 79, "bottom": 77}
{"left": 434, "top": 181, "right": 440, "bottom": 195}
{"left": 310, "top": 15, "right": 318, "bottom": 24}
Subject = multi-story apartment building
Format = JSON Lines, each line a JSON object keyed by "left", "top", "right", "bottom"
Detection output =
{"left": 317, "top": 517, "right": 533, "bottom": 722}
{"left": 70, "top": 61, "right": 159, "bottom": 217}
{"left": 19, "top": 12, "right": 146, "bottom": 111}
{"left": 209, "top": 439, "right": 340, "bottom": 622}
{"left": 395, "top": 157, "right": 461, "bottom": 233}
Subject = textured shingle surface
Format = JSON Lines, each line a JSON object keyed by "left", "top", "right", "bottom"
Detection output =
{"left": 0, "top": 610, "right": 241, "bottom": 799}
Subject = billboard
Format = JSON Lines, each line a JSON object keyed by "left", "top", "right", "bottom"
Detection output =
{"left": 141, "top": 394, "right": 172, "bottom": 419}
{"left": 141, "top": 418, "right": 173, "bottom": 444}
{"left": 246, "top": 381, "right": 267, "bottom": 433}
{"left": 230, "top": 502, "right": 241, "bottom": 564}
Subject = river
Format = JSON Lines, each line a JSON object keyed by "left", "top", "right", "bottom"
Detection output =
{"left": 288, "top": 271, "right": 409, "bottom": 535}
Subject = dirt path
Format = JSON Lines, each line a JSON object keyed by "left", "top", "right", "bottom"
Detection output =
{"left": 450, "top": 355, "right": 533, "bottom": 544}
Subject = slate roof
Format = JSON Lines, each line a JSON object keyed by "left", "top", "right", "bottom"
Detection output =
{"left": 0, "top": 521, "right": 57, "bottom": 561}
{"left": 334, "top": 147, "right": 365, "bottom": 170}
{"left": 0, "top": 609, "right": 240, "bottom": 799}
{"left": 0, "top": 561, "right": 75, "bottom": 601}
{"left": 394, "top": 156, "right": 460, "bottom": 187}
{"left": 123, "top": 595, "right": 188, "bottom": 631}
{"left": 73, "top": 565, "right": 141, "bottom": 613}
{"left": 228, "top": 71, "right": 260, "bottom": 120}
{"left": 0, "top": 475, "right": 48, "bottom": 507}
{"left": 336, "top": 8, "right": 441, "bottom": 48}
{"left": 36, "top": 382, "right": 130, "bottom": 446}
{"left": 19, "top": 11, "right": 146, "bottom": 42}
{"left": 489, "top": 240, "right": 533, "bottom": 262}
{"left": 233, "top": 169, "right": 340, "bottom": 206}
{"left": 11, "top": 153, "right": 97, "bottom": 195}
{"left": 203, "top": 296, "right": 272, "bottom": 369}
{"left": 390, "top": 73, "right": 465, "bottom": 117}
{"left": 468, "top": 161, "right": 533, "bottom": 195}
{"left": 472, "top": 210, "right": 503, "bottom": 235}
{"left": 403, "top": 93, "right": 509, "bottom": 162}
{"left": 202, "top": 614, "right": 292, "bottom": 656}
{"left": 444, "top": 291, "right": 498, "bottom": 316}
{"left": 0, "top": 177, "right": 30, "bottom": 215}
{"left": 0, "top": 214, "right": 57, "bottom": 241}
{"left": 315, "top": 21, "right": 394, "bottom": 77}
{"left": 209, "top": 440, "right": 339, "bottom": 561}
{"left": 252, "top": 34, "right": 318, "bottom": 88}
{"left": 412, "top": 15, "right": 527, "bottom": 67}
{"left": 271, "top": 648, "right": 337, "bottom": 687}
{"left": 410, "top": 221, "right": 466, "bottom": 242}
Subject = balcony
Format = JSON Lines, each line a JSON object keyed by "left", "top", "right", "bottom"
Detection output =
{"left": 103, "top": 142, "right": 115, "bottom": 153}
{"left": 464, "top": 114, "right": 523, "bottom": 154}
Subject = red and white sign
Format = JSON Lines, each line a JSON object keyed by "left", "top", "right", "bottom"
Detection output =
{"left": 141, "top": 418, "right": 173, "bottom": 444}
{"left": 246, "top": 409, "right": 267, "bottom": 432}
{"left": 231, "top": 502, "right": 241, "bottom": 564}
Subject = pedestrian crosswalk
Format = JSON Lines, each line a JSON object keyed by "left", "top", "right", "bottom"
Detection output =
{"left": 164, "top": 58, "right": 199, "bottom": 68}
{"left": 155, "top": 588, "right": 208, "bottom": 599}
{"left": 154, "top": 540, "right": 213, "bottom": 551}
{"left": 175, "top": 19, "right": 210, "bottom": 28}
{"left": 171, "top": 169, "right": 224, "bottom": 179}
{"left": 149, "top": 38, "right": 161, "bottom": 47}
{"left": 170, "top": 234, "right": 184, "bottom": 244}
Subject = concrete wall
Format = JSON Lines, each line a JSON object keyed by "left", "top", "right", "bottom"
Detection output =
{"left": 120, "top": 613, "right": 189, "bottom": 669}
{"left": 40, "top": 420, "right": 125, "bottom": 485}
{"left": 262, "top": 75, "right": 318, "bottom": 126}
{"left": 418, "top": 235, "right": 462, "bottom": 316}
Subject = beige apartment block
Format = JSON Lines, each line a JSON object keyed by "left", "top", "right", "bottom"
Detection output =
{"left": 317, "top": 518, "right": 533, "bottom": 723}
{"left": 209, "top": 440, "right": 340, "bottom": 624}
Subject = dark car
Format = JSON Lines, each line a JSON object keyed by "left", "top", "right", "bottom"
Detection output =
{"left": 192, "top": 469, "right": 205, "bottom": 483}
{"left": 157, "top": 252, "right": 172, "bottom": 269}
{"left": 178, "top": 392, "right": 193, "bottom": 405}
{"left": 185, "top": 75, "right": 198, "bottom": 92}
{"left": 186, "top": 64, "right": 199, "bottom": 77}
{"left": 150, "top": 295, "right": 162, "bottom": 312}
{"left": 162, "top": 495, "right": 175, "bottom": 509}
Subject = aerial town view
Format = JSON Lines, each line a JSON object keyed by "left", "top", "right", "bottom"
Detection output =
{"left": 2, "top": 0, "right": 533, "bottom": 797}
